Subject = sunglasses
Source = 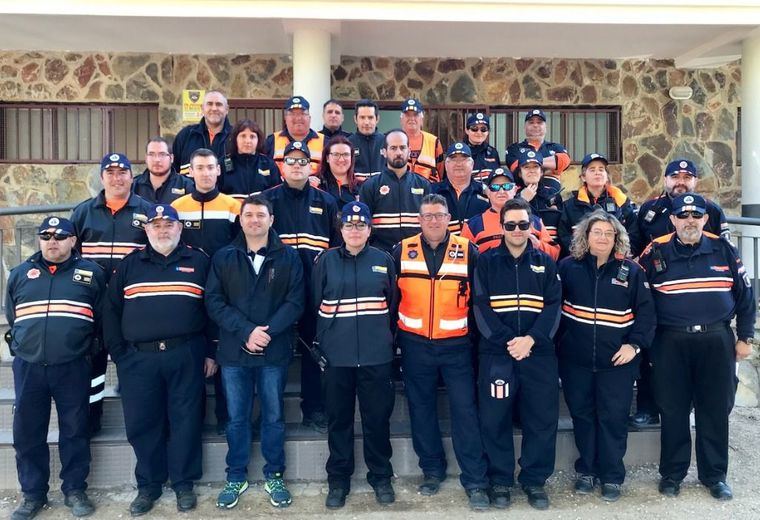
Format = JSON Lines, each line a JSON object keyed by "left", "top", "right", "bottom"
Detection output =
{"left": 502, "top": 221, "right": 531, "bottom": 231}
{"left": 284, "top": 157, "right": 310, "bottom": 166}
{"left": 39, "top": 232, "right": 73, "bottom": 241}
{"left": 674, "top": 211, "right": 704, "bottom": 220}
{"left": 489, "top": 183, "right": 515, "bottom": 192}
{"left": 468, "top": 126, "right": 489, "bottom": 133}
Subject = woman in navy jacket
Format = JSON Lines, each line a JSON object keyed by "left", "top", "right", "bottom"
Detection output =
{"left": 220, "top": 119, "right": 280, "bottom": 200}
{"left": 557, "top": 210, "right": 655, "bottom": 501}
{"left": 317, "top": 135, "right": 361, "bottom": 206}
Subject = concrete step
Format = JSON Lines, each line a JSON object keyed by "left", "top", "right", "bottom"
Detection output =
{"left": 0, "top": 422, "right": 662, "bottom": 489}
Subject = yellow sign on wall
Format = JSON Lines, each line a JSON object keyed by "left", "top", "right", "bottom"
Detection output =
{"left": 182, "top": 90, "right": 205, "bottom": 123}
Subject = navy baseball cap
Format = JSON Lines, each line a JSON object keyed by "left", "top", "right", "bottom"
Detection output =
{"left": 146, "top": 204, "right": 179, "bottom": 223}
{"left": 665, "top": 159, "right": 697, "bottom": 177}
{"left": 401, "top": 98, "right": 423, "bottom": 113}
{"left": 467, "top": 113, "right": 490, "bottom": 128}
{"left": 100, "top": 152, "right": 131, "bottom": 171}
{"left": 525, "top": 109, "right": 546, "bottom": 122}
{"left": 581, "top": 153, "right": 609, "bottom": 169}
{"left": 284, "top": 96, "right": 310, "bottom": 111}
{"left": 341, "top": 201, "right": 371, "bottom": 224}
{"left": 446, "top": 142, "right": 472, "bottom": 158}
{"left": 283, "top": 141, "right": 311, "bottom": 159}
{"left": 671, "top": 193, "right": 707, "bottom": 215}
{"left": 518, "top": 150, "right": 543, "bottom": 167}
{"left": 38, "top": 216, "right": 75, "bottom": 236}
{"left": 486, "top": 167, "right": 514, "bottom": 184}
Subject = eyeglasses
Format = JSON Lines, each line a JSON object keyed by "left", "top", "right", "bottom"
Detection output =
{"left": 502, "top": 221, "right": 531, "bottom": 231}
{"left": 674, "top": 211, "right": 704, "bottom": 220}
{"left": 146, "top": 152, "right": 171, "bottom": 159}
{"left": 420, "top": 213, "right": 449, "bottom": 222}
{"left": 589, "top": 230, "right": 616, "bottom": 239}
{"left": 329, "top": 152, "right": 352, "bottom": 159}
{"left": 39, "top": 232, "right": 73, "bottom": 241}
{"left": 284, "top": 157, "right": 310, "bottom": 166}
{"left": 342, "top": 222, "right": 368, "bottom": 231}
{"left": 489, "top": 183, "right": 515, "bottom": 192}
{"left": 468, "top": 126, "right": 489, "bottom": 133}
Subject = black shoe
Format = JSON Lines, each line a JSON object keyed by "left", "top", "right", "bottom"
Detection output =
{"left": 658, "top": 478, "right": 681, "bottom": 497}
{"left": 325, "top": 488, "right": 348, "bottom": 509}
{"left": 176, "top": 489, "right": 197, "bottom": 512}
{"left": 466, "top": 488, "right": 490, "bottom": 511}
{"left": 129, "top": 492, "right": 159, "bottom": 517}
{"left": 216, "top": 421, "right": 227, "bottom": 436}
{"left": 707, "top": 481, "right": 733, "bottom": 501}
{"left": 64, "top": 491, "right": 95, "bottom": 517}
{"left": 11, "top": 497, "right": 46, "bottom": 520}
{"left": 629, "top": 412, "right": 660, "bottom": 429}
{"left": 488, "top": 485, "right": 511, "bottom": 509}
{"left": 302, "top": 411, "right": 328, "bottom": 434}
{"left": 372, "top": 482, "right": 395, "bottom": 505}
{"left": 418, "top": 475, "right": 443, "bottom": 496}
{"left": 601, "top": 483, "right": 622, "bottom": 502}
{"left": 522, "top": 485, "right": 549, "bottom": 510}
{"left": 574, "top": 474, "right": 597, "bottom": 495}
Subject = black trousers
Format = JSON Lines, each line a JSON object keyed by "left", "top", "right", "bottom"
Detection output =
{"left": 560, "top": 362, "right": 637, "bottom": 484}
{"left": 13, "top": 356, "right": 91, "bottom": 499}
{"left": 634, "top": 349, "right": 658, "bottom": 416}
{"left": 478, "top": 353, "right": 559, "bottom": 487}
{"left": 652, "top": 325, "right": 736, "bottom": 485}
{"left": 323, "top": 363, "right": 395, "bottom": 489}
{"left": 297, "top": 314, "right": 323, "bottom": 416}
{"left": 116, "top": 339, "right": 205, "bottom": 495}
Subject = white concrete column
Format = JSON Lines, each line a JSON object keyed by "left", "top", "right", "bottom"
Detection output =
{"left": 284, "top": 21, "right": 340, "bottom": 131}
{"left": 742, "top": 29, "right": 760, "bottom": 217}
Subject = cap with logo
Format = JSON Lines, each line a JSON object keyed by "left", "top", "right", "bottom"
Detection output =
{"left": 284, "top": 96, "right": 310, "bottom": 111}
{"left": 486, "top": 167, "right": 515, "bottom": 185}
{"left": 466, "top": 112, "right": 490, "bottom": 128}
{"left": 401, "top": 98, "right": 424, "bottom": 113}
{"left": 518, "top": 150, "right": 544, "bottom": 167}
{"left": 671, "top": 193, "right": 707, "bottom": 215}
{"left": 581, "top": 153, "right": 609, "bottom": 169}
{"left": 146, "top": 204, "right": 180, "bottom": 223}
{"left": 446, "top": 142, "right": 472, "bottom": 158}
{"left": 665, "top": 159, "right": 697, "bottom": 177}
{"left": 100, "top": 152, "right": 131, "bottom": 171}
{"left": 525, "top": 109, "right": 546, "bottom": 122}
{"left": 283, "top": 140, "right": 311, "bottom": 159}
{"left": 341, "top": 201, "right": 371, "bottom": 223}
{"left": 38, "top": 216, "right": 76, "bottom": 236}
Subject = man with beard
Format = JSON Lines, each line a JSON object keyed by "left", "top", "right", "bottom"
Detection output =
{"left": 638, "top": 193, "right": 755, "bottom": 502}
{"left": 132, "top": 137, "right": 194, "bottom": 204}
{"left": 173, "top": 90, "right": 232, "bottom": 176}
{"left": 103, "top": 205, "right": 213, "bottom": 516}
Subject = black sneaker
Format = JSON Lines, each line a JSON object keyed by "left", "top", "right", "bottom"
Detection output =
{"left": 175, "top": 489, "right": 197, "bottom": 512}
{"left": 466, "top": 488, "right": 490, "bottom": 511}
{"left": 522, "top": 485, "right": 549, "bottom": 510}
{"left": 574, "top": 474, "right": 597, "bottom": 494}
{"left": 488, "top": 485, "right": 511, "bottom": 509}
{"left": 658, "top": 478, "right": 681, "bottom": 497}
{"left": 418, "top": 475, "right": 443, "bottom": 496}
{"left": 129, "top": 492, "right": 159, "bottom": 517}
{"left": 64, "top": 491, "right": 95, "bottom": 517}
{"left": 372, "top": 482, "right": 395, "bottom": 505}
{"left": 11, "top": 497, "right": 46, "bottom": 520}
{"left": 629, "top": 412, "right": 660, "bottom": 429}
{"left": 601, "top": 483, "right": 622, "bottom": 502}
{"left": 707, "top": 481, "right": 732, "bottom": 501}
{"left": 302, "top": 411, "right": 328, "bottom": 434}
{"left": 325, "top": 488, "right": 348, "bottom": 509}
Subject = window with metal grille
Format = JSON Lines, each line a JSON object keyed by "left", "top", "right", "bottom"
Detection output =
{"left": 0, "top": 103, "right": 159, "bottom": 163}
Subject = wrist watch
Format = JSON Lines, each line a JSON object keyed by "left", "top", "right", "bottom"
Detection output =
{"left": 630, "top": 344, "right": 641, "bottom": 355}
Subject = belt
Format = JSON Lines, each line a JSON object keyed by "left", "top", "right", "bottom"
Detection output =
{"left": 659, "top": 322, "right": 729, "bottom": 334}
{"left": 133, "top": 334, "right": 196, "bottom": 352}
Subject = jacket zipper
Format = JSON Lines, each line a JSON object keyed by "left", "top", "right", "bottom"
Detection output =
{"left": 42, "top": 268, "right": 54, "bottom": 365}
{"left": 592, "top": 266, "right": 602, "bottom": 372}
{"left": 353, "top": 256, "right": 361, "bottom": 366}
{"left": 515, "top": 258, "right": 521, "bottom": 335}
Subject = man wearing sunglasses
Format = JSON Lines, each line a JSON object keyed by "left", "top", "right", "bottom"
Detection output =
{"left": 638, "top": 193, "right": 755, "bottom": 502}
{"left": 7, "top": 217, "right": 106, "bottom": 520}
{"left": 263, "top": 140, "right": 339, "bottom": 434}
{"left": 473, "top": 196, "right": 562, "bottom": 510}
{"left": 431, "top": 142, "right": 489, "bottom": 235}
{"left": 462, "top": 113, "right": 501, "bottom": 182}
{"left": 462, "top": 168, "right": 558, "bottom": 259}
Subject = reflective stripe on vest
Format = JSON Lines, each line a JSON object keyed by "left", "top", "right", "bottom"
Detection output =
{"left": 273, "top": 132, "right": 325, "bottom": 175}
{"left": 397, "top": 233, "right": 470, "bottom": 339}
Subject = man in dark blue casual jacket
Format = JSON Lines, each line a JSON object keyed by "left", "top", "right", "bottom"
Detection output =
{"left": 132, "top": 137, "right": 194, "bottom": 204}
{"left": 173, "top": 90, "right": 232, "bottom": 176}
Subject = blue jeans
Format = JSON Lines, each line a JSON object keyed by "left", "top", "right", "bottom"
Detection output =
{"left": 221, "top": 364, "right": 288, "bottom": 481}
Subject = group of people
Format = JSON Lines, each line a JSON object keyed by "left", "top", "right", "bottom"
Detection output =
{"left": 5, "top": 90, "right": 755, "bottom": 520}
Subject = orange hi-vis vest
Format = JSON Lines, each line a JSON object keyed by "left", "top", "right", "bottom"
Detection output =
{"left": 409, "top": 131, "right": 439, "bottom": 181}
{"left": 397, "top": 233, "right": 471, "bottom": 340}
{"left": 273, "top": 131, "right": 325, "bottom": 175}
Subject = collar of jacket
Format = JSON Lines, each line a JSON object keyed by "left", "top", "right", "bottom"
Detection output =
{"left": 381, "top": 166, "right": 412, "bottom": 182}
{"left": 464, "top": 139, "right": 490, "bottom": 156}
{"left": 494, "top": 238, "right": 536, "bottom": 261}
{"left": 577, "top": 184, "right": 628, "bottom": 207}
{"left": 191, "top": 188, "right": 220, "bottom": 203}
{"left": 338, "top": 242, "right": 370, "bottom": 258}
{"left": 321, "top": 126, "right": 346, "bottom": 137}
{"left": 29, "top": 250, "right": 80, "bottom": 273}
{"left": 671, "top": 233, "right": 715, "bottom": 257}
{"left": 94, "top": 191, "right": 143, "bottom": 209}
{"left": 581, "top": 252, "right": 625, "bottom": 273}
{"left": 139, "top": 241, "right": 193, "bottom": 262}
{"left": 440, "top": 178, "right": 482, "bottom": 196}
{"left": 192, "top": 116, "right": 232, "bottom": 136}
{"left": 421, "top": 231, "right": 452, "bottom": 254}
{"left": 135, "top": 168, "right": 180, "bottom": 185}
{"left": 282, "top": 181, "right": 311, "bottom": 198}
{"left": 355, "top": 130, "right": 382, "bottom": 141}
{"left": 229, "top": 228, "right": 285, "bottom": 258}
{"left": 230, "top": 153, "right": 261, "bottom": 171}
{"left": 280, "top": 127, "right": 319, "bottom": 142}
